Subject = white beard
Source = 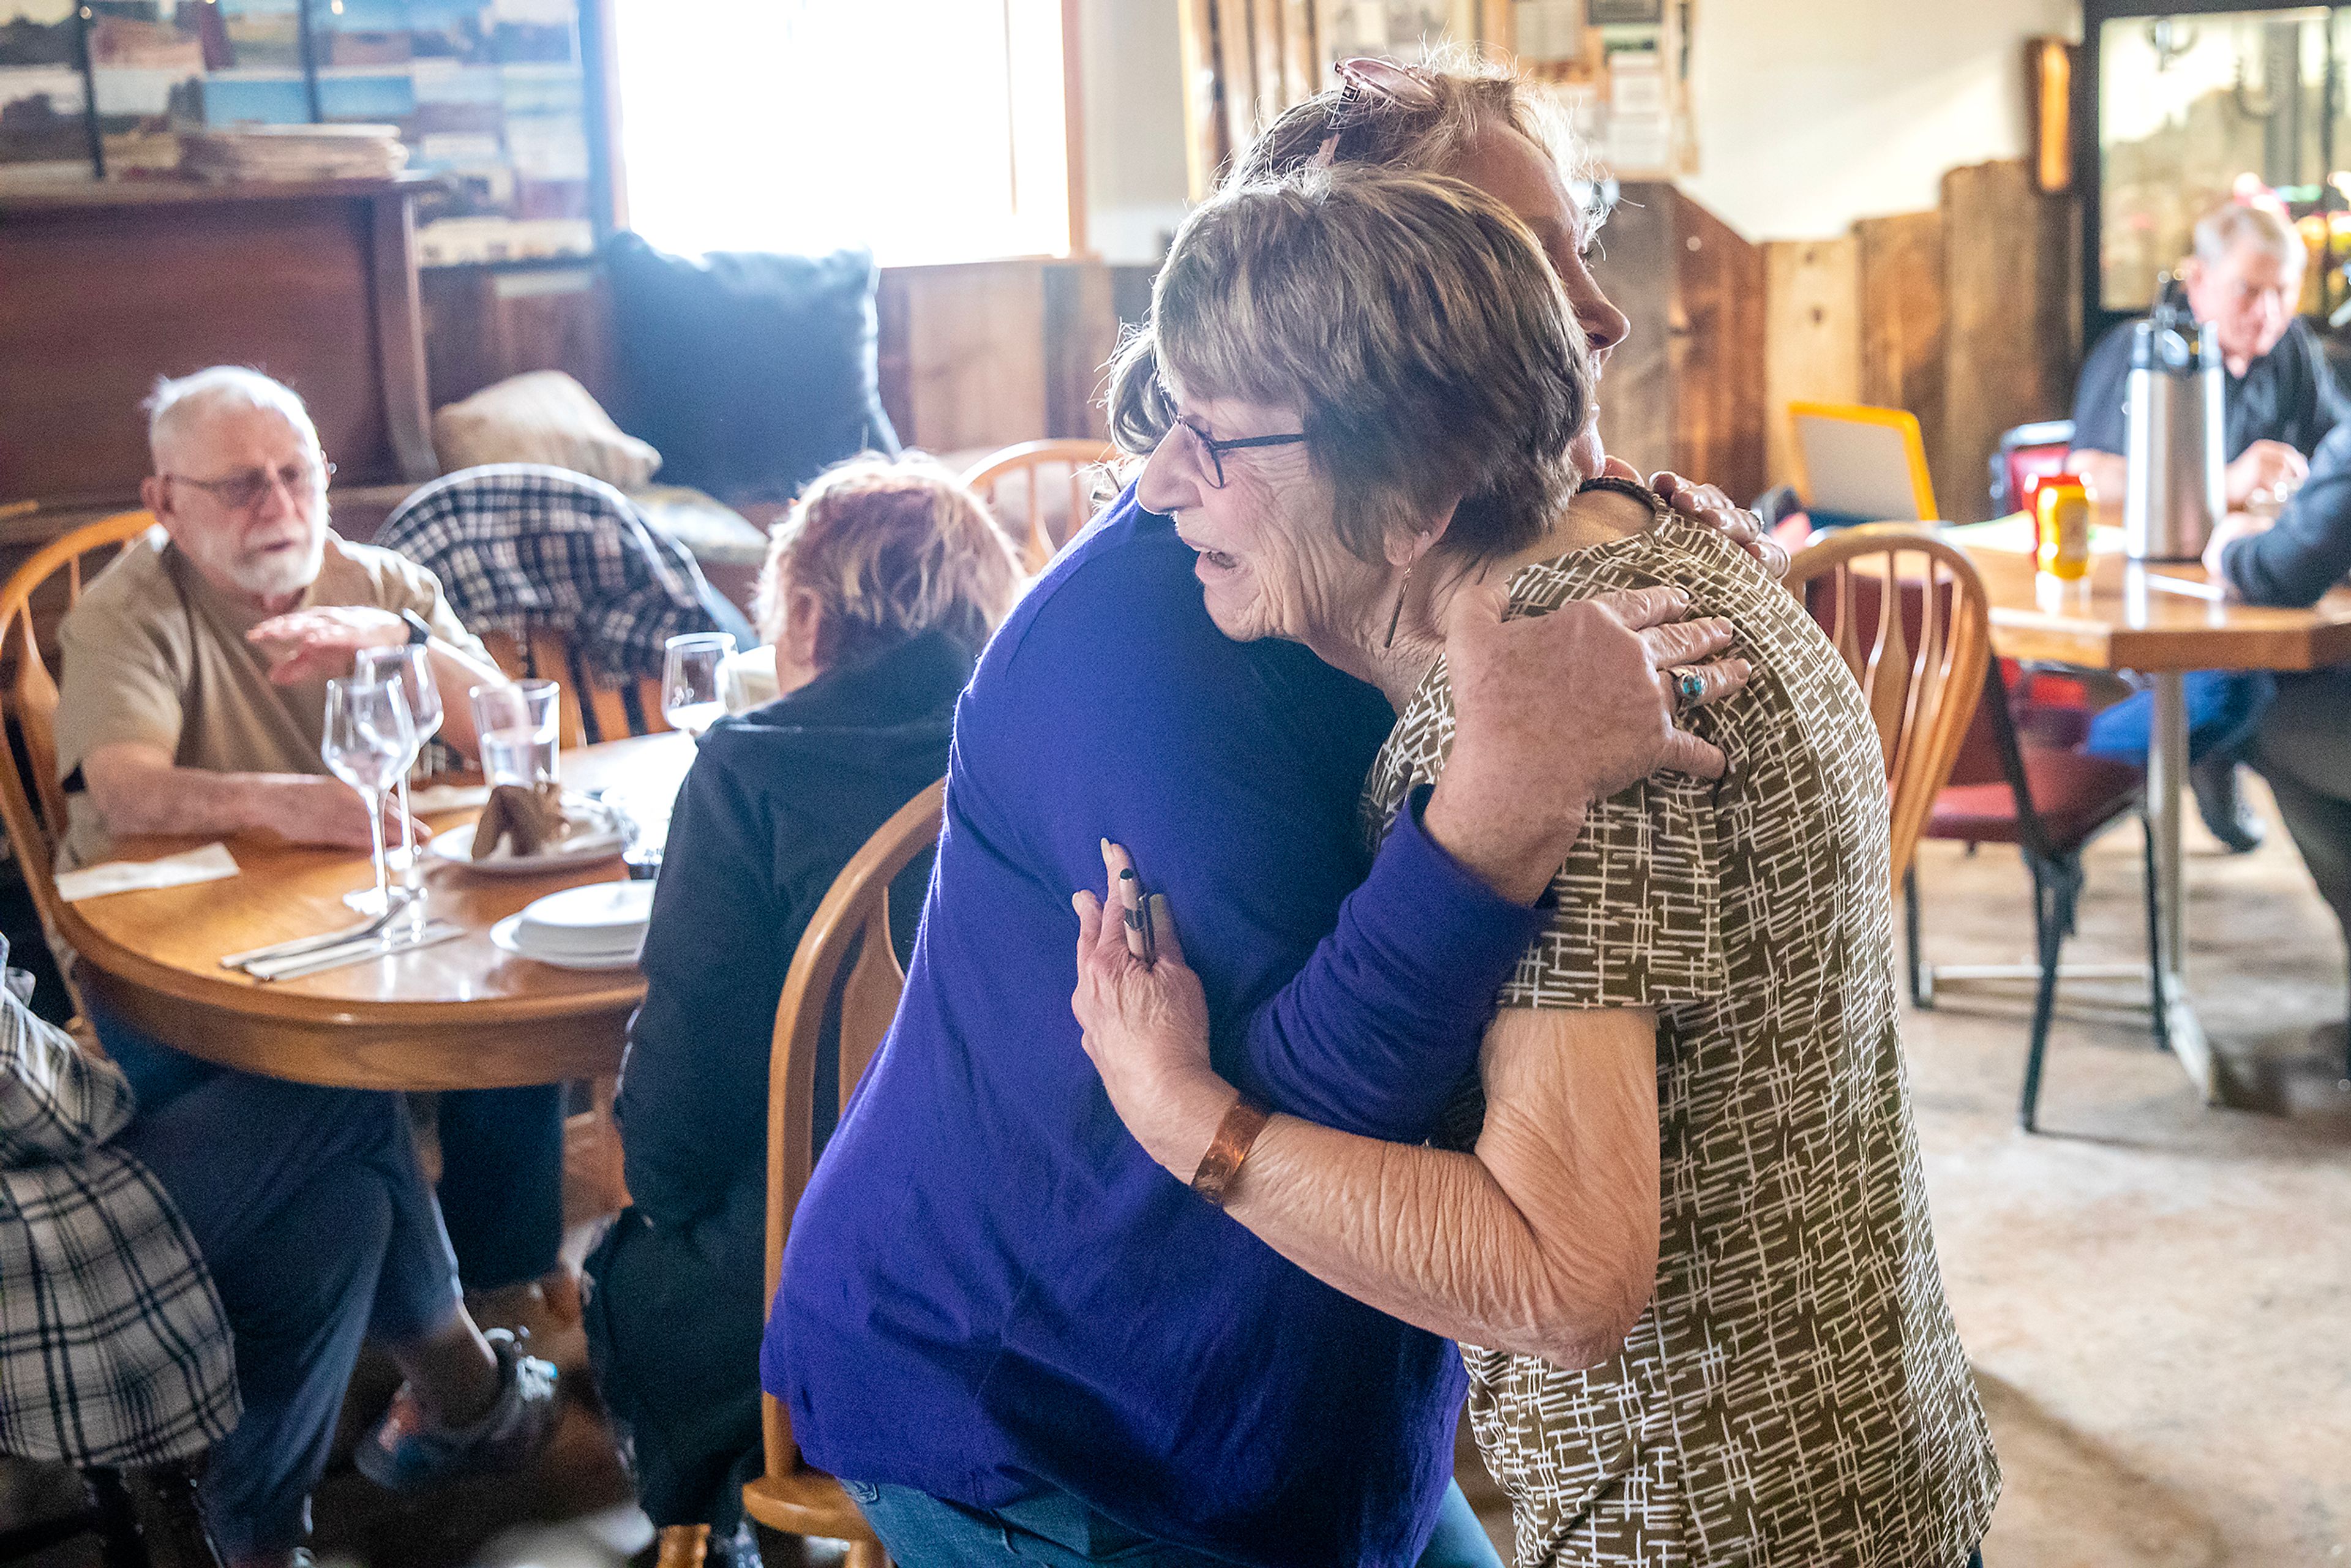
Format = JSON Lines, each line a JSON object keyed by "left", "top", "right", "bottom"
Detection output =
{"left": 225, "top": 530, "right": 328, "bottom": 602}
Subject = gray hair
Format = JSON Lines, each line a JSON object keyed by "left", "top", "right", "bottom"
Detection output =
{"left": 1106, "top": 164, "right": 1587, "bottom": 567}
{"left": 2192, "top": 203, "right": 2305, "bottom": 268}
{"left": 144, "top": 367, "right": 320, "bottom": 468}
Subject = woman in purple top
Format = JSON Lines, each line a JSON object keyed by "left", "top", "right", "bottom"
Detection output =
{"left": 767, "top": 58, "right": 1766, "bottom": 1568}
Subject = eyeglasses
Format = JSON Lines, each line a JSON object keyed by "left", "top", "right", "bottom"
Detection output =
{"left": 1174, "top": 418, "right": 1308, "bottom": 489}
{"left": 1310, "top": 56, "right": 1441, "bottom": 168}
{"left": 163, "top": 457, "right": 334, "bottom": 512}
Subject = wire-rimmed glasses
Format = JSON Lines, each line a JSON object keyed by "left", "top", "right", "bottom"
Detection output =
{"left": 162, "top": 457, "right": 336, "bottom": 512}
{"left": 322, "top": 677, "right": 417, "bottom": 920}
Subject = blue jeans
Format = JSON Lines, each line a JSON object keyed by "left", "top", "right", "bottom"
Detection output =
{"left": 2083, "top": 668, "right": 2274, "bottom": 768}
{"left": 844, "top": 1476, "right": 1499, "bottom": 1567}
{"left": 88, "top": 994, "right": 563, "bottom": 1291}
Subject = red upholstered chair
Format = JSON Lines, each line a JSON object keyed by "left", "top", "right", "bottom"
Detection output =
{"left": 1910, "top": 662, "right": 2165, "bottom": 1131}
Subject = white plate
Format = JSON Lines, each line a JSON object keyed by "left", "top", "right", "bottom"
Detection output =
{"left": 516, "top": 881, "right": 655, "bottom": 957}
{"left": 429, "top": 801, "right": 625, "bottom": 876}
{"left": 490, "top": 913, "right": 643, "bottom": 970}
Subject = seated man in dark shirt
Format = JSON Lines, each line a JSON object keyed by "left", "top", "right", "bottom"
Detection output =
{"left": 2072, "top": 201, "right": 2349, "bottom": 852}
{"left": 2205, "top": 424, "right": 2351, "bottom": 1049}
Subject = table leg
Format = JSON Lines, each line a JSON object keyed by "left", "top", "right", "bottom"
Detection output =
{"left": 2148, "top": 672, "right": 2219, "bottom": 1103}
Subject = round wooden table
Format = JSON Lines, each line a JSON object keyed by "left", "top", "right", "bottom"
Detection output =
{"left": 55, "top": 732, "right": 699, "bottom": 1090}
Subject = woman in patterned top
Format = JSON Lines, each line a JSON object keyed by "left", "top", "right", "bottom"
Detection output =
{"left": 1068, "top": 165, "right": 1997, "bottom": 1566}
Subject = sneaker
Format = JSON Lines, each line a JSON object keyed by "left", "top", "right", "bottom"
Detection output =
{"left": 2190, "top": 757, "right": 2265, "bottom": 854}
{"left": 355, "top": 1327, "right": 560, "bottom": 1491}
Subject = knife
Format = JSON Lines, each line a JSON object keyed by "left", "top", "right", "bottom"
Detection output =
{"left": 248, "top": 919, "right": 466, "bottom": 983}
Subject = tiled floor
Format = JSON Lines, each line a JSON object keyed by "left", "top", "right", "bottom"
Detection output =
{"left": 7, "top": 784, "right": 2347, "bottom": 1567}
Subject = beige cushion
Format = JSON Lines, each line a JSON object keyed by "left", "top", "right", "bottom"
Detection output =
{"left": 431, "top": 371, "right": 662, "bottom": 489}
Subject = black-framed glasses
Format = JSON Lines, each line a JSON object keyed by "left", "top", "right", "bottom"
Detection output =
{"left": 1176, "top": 419, "right": 1307, "bottom": 489}
{"left": 163, "top": 457, "right": 334, "bottom": 512}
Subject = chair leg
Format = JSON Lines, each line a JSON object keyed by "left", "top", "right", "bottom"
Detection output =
{"left": 2141, "top": 814, "right": 2172, "bottom": 1054}
{"left": 655, "top": 1524, "right": 710, "bottom": 1568}
{"left": 845, "top": 1542, "right": 890, "bottom": 1568}
{"left": 88, "top": 1469, "right": 149, "bottom": 1568}
{"left": 2019, "top": 858, "right": 2079, "bottom": 1134}
{"left": 1903, "top": 865, "right": 1933, "bottom": 1010}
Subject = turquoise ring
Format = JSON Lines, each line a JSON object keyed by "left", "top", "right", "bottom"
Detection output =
{"left": 1676, "top": 670, "right": 1708, "bottom": 708}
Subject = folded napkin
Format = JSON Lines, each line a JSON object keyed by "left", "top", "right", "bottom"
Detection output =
{"left": 408, "top": 784, "right": 493, "bottom": 814}
{"left": 55, "top": 844, "right": 240, "bottom": 903}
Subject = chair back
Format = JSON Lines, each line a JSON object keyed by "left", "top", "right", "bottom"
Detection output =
{"left": 962, "top": 441, "right": 1120, "bottom": 574}
{"left": 1991, "top": 418, "right": 2076, "bottom": 516}
{"left": 741, "top": 779, "right": 944, "bottom": 1554}
{"left": 476, "top": 627, "right": 672, "bottom": 749}
{"left": 0, "top": 511, "right": 162, "bottom": 950}
{"left": 1785, "top": 525, "right": 1992, "bottom": 886}
{"left": 1786, "top": 401, "right": 1939, "bottom": 524}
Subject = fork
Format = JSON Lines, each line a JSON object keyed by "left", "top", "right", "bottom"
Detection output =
{"left": 219, "top": 888, "right": 413, "bottom": 972}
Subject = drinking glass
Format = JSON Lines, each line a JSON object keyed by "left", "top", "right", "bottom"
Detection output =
{"left": 662, "top": 632, "right": 736, "bottom": 738}
{"left": 470, "top": 680, "right": 561, "bottom": 789}
{"left": 323, "top": 677, "right": 417, "bottom": 920}
{"left": 355, "top": 645, "right": 443, "bottom": 894}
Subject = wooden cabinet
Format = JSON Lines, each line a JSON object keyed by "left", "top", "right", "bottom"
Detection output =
{"left": 0, "top": 175, "right": 437, "bottom": 514}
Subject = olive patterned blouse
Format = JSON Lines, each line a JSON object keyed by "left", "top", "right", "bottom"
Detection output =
{"left": 1362, "top": 499, "right": 1999, "bottom": 1567}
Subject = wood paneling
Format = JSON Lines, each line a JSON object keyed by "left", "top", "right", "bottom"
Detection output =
{"left": 1763, "top": 237, "right": 1861, "bottom": 487}
{"left": 418, "top": 264, "right": 616, "bottom": 415}
{"left": 878, "top": 263, "right": 1051, "bottom": 454}
{"left": 1670, "top": 192, "right": 1768, "bottom": 505}
{"left": 1856, "top": 211, "right": 1947, "bottom": 510}
{"left": 1941, "top": 159, "right": 2079, "bottom": 523}
{"left": 1591, "top": 187, "right": 1676, "bottom": 481}
{"left": 1043, "top": 261, "right": 1120, "bottom": 441}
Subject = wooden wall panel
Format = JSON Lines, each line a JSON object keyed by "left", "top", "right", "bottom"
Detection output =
{"left": 1591, "top": 185, "right": 1676, "bottom": 483}
{"left": 419, "top": 264, "right": 614, "bottom": 413}
{"left": 1855, "top": 211, "right": 1947, "bottom": 514}
{"left": 879, "top": 263, "right": 1051, "bottom": 454}
{"left": 1043, "top": 261, "right": 1119, "bottom": 440}
{"left": 1670, "top": 190, "right": 1767, "bottom": 504}
{"left": 1762, "top": 237, "right": 1861, "bottom": 488}
{"left": 1941, "top": 159, "right": 2079, "bottom": 522}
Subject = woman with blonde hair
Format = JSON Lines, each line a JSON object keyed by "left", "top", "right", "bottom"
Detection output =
{"left": 585, "top": 453, "right": 1020, "bottom": 1561}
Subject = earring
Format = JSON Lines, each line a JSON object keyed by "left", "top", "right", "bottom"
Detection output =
{"left": 1384, "top": 559, "right": 1415, "bottom": 651}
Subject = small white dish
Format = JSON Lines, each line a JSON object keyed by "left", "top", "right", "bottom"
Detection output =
{"left": 430, "top": 798, "right": 626, "bottom": 876}
{"left": 490, "top": 913, "right": 644, "bottom": 971}
{"left": 516, "top": 881, "right": 654, "bottom": 956}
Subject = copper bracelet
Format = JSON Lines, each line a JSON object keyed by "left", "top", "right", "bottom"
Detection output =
{"left": 1190, "top": 1095, "right": 1271, "bottom": 1207}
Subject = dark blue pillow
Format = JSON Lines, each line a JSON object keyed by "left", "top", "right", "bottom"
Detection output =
{"left": 605, "top": 233, "right": 900, "bottom": 503}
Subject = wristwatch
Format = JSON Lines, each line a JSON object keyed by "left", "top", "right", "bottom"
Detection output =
{"left": 402, "top": 609, "right": 434, "bottom": 648}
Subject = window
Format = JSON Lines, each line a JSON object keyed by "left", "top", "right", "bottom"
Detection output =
{"left": 610, "top": 0, "right": 1072, "bottom": 266}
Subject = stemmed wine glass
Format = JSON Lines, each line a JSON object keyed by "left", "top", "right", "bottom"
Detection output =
{"left": 323, "top": 677, "right": 418, "bottom": 920}
{"left": 356, "top": 645, "right": 442, "bottom": 931}
{"left": 662, "top": 632, "right": 736, "bottom": 738}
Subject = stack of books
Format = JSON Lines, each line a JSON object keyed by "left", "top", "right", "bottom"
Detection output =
{"left": 180, "top": 124, "right": 410, "bottom": 183}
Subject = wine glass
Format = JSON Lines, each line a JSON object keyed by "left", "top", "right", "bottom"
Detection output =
{"left": 470, "top": 680, "right": 561, "bottom": 789}
{"left": 662, "top": 632, "right": 736, "bottom": 738}
{"left": 355, "top": 645, "right": 442, "bottom": 894}
{"left": 323, "top": 677, "right": 418, "bottom": 920}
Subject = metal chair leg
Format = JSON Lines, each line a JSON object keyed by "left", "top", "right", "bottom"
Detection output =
{"left": 2141, "top": 813, "right": 2172, "bottom": 1054}
{"left": 2020, "top": 858, "right": 2077, "bottom": 1133}
{"left": 1903, "top": 865, "right": 1933, "bottom": 1009}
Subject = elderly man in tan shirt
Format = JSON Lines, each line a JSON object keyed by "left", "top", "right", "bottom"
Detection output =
{"left": 54, "top": 368, "right": 562, "bottom": 1564}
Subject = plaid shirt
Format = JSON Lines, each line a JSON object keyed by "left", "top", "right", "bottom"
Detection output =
{"left": 377, "top": 464, "right": 745, "bottom": 681}
{"left": 1, "top": 965, "right": 238, "bottom": 1468}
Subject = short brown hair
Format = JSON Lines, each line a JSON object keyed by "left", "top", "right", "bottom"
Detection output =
{"left": 757, "top": 454, "right": 1023, "bottom": 667}
{"left": 1105, "top": 164, "right": 1588, "bottom": 566}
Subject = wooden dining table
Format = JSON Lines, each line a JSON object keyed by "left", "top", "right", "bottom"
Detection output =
{"left": 55, "top": 731, "right": 699, "bottom": 1092}
{"left": 1954, "top": 529, "right": 2351, "bottom": 1104}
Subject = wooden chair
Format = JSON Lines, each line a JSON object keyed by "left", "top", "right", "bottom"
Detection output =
{"left": 0, "top": 511, "right": 162, "bottom": 966}
{"left": 962, "top": 440, "right": 1120, "bottom": 574}
{"left": 1783, "top": 525, "right": 1992, "bottom": 891}
{"left": 474, "top": 627, "right": 673, "bottom": 748}
{"left": 737, "top": 778, "right": 945, "bottom": 1567}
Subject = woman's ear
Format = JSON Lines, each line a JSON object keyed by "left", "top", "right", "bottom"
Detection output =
{"left": 1386, "top": 500, "right": 1461, "bottom": 568}
{"left": 784, "top": 585, "right": 825, "bottom": 667}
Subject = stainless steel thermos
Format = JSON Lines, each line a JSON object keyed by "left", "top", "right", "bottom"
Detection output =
{"left": 2124, "top": 279, "right": 2224, "bottom": 563}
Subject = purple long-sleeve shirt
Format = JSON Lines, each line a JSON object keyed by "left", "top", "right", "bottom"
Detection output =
{"left": 765, "top": 488, "right": 1547, "bottom": 1567}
